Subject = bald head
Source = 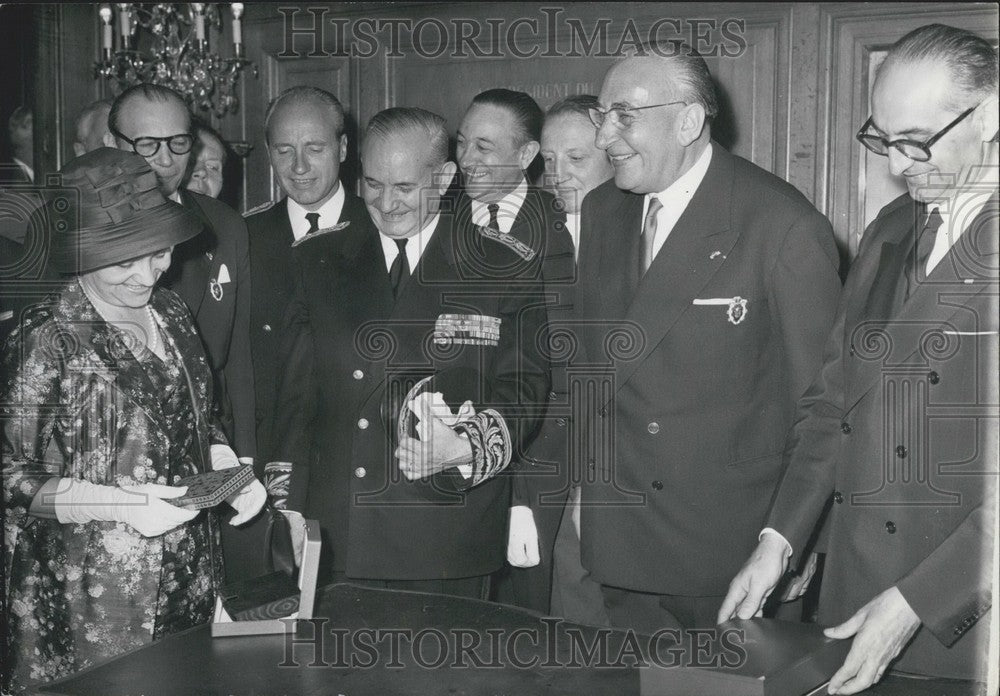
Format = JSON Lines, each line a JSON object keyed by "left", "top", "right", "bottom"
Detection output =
{"left": 74, "top": 100, "right": 112, "bottom": 157}
{"left": 878, "top": 23, "right": 997, "bottom": 112}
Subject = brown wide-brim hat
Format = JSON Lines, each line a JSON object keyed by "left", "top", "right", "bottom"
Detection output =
{"left": 47, "top": 147, "right": 202, "bottom": 274}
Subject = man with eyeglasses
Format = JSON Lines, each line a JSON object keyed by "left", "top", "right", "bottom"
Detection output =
{"left": 107, "top": 84, "right": 256, "bottom": 470}
{"left": 573, "top": 46, "right": 841, "bottom": 635}
{"left": 720, "top": 24, "right": 997, "bottom": 693}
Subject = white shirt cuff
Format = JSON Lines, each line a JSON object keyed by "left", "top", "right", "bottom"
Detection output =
{"left": 760, "top": 527, "right": 793, "bottom": 558}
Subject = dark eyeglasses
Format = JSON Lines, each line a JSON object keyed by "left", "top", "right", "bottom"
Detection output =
{"left": 110, "top": 125, "right": 195, "bottom": 157}
{"left": 856, "top": 105, "right": 977, "bottom": 162}
{"left": 588, "top": 101, "right": 688, "bottom": 130}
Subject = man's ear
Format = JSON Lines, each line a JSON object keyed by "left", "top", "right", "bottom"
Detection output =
{"left": 102, "top": 131, "right": 117, "bottom": 148}
{"left": 676, "top": 103, "right": 707, "bottom": 147}
{"left": 975, "top": 94, "right": 998, "bottom": 143}
{"left": 435, "top": 161, "right": 458, "bottom": 195}
{"left": 338, "top": 134, "right": 348, "bottom": 163}
{"left": 518, "top": 140, "right": 541, "bottom": 171}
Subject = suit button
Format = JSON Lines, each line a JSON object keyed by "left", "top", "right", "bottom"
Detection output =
{"left": 840, "top": 422, "right": 852, "bottom": 434}
{"left": 556, "top": 418, "right": 567, "bottom": 427}
{"left": 647, "top": 422, "right": 660, "bottom": 435}
{"left": 928, "top": 371, "right": 940, "bottom": 385}
{"left": 352, "top": 369, "right": 364, "bottom": 380}
{"left": 895, "top": 445, "right": 907, "bottom": 459}
{"left": 833, "top": 491, "right": 843, "bottom": 504}
{"left": 651, "top": 480, "right": 664, "bottom": 491}
{"left": 263, "top": 324, "right": 272, "bottom": 332}
{"left": 358, "top": 418, "right": 369, "bottom": 430}
{"left": 354, "top": 467, "right": 366, "bottom": 478}
{"left": 885, "top": 521, "right": 896, "bottom": 534}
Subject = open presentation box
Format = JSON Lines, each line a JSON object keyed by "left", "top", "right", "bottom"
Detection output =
{"left": 211, "top": 518, "right": 320, "bottom": 637}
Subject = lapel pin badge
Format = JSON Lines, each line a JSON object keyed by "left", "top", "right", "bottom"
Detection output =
{"left": 210, "top": 279, "right": 224, "bottom": 301}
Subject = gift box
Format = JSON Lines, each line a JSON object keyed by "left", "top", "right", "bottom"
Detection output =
{"left": 640, "top": 618, "right": 850, "bottom": 696}
{"left": 172, "top": 465, "right": 255, "bottom": 510}
{"left": 211, "top": 518, "right": 321, "bottom": 637}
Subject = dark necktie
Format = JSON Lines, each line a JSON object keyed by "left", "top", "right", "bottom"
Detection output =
{"left": 487, "top": 203, "right": 500, "bottom": 232}
{"left": 903, "top": 206, "right": 943, "bottom": 300}
{"left": 389, "top": 238, "right": 410, "bottom": 299}
{"left": 640, "top": 196, "right": 663, "bottom": 276}
{"left": 305, "top": 212, "right": 320, "bottom": 234}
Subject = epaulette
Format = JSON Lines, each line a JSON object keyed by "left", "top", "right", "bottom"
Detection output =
{"left": 290, "top": 220, "right": 351, "bottom": 248}
{"left": 243, "top": 200, "right": 276, "bottom": 218}
{"left": 476, "top": 225, "right": 537, "bottom": 262}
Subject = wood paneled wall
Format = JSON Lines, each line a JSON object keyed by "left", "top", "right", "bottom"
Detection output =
{"left": 33, "top": 2, "right": 1000, "bottom": 258}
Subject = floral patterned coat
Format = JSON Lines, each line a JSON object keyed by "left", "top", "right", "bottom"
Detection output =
{"left": 2, "top": 281, "right": 226, "bottom": 692}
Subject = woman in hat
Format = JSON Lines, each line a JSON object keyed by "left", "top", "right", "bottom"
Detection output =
{"left": 2, "top": 147, "right": 265, "bottom": 692}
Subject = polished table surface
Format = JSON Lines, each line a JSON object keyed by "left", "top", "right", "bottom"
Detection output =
{"left": 40, "top": 583, "right": 984, "bottom": 696}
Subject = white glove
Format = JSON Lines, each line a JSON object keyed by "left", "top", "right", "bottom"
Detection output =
{"left": 52, "top": 478, "right": 197, "bottom": 537}
{"left": 506, "top": 505, "right": 540, "bottom": 568}
{"left": 211, "top": 444, "right": 266, "bottom": 526}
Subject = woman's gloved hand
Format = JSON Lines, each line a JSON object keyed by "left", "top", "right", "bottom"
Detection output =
{"left": 53, "top": 478, "right": 198, "bottom": 537}
{"left": 211, "top": 443, "right": 266, "bottom": 526}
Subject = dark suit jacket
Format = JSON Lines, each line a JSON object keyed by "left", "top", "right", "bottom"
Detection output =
{"left": 575, "top": 144, "right": 842, "bottom": 596}
{"left": 768, "top": 192, "right": 998, "bottom": 679}
{"left": 161, "top": 190, "right": 255, "bottom": 458}
{"left": 271, "top": 198, "right": 550, "bottom": 580}
{"left": 247, "top": 191, "right": 370, "bottom": 467}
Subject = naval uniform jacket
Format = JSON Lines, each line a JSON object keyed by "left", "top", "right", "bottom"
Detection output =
{"left": 271, "top": 197, "right": 550, "bottom": 579}
{"left": 247, "top": 191, "right": 370, "bottom": 468}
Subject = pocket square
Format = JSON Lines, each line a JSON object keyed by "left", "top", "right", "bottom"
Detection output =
{"left": 217, "top": 263, "right": 231, "bottom": 284}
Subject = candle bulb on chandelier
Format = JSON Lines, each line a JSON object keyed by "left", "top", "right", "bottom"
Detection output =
{"left": 116, "top": 3, "right": 129, "bottom": 44}
{"left": 100, "top": 5, "right": 113, "bottom": 56}
{"left": 192, "top": 3, "right": 206, "bottom": 43}
{"left": 231, "top": 3, "right": 243, "bottom": 55}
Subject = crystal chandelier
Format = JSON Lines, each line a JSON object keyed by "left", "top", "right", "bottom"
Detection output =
{"left": 95, "top": 3, "right": 257, "bottom": 119}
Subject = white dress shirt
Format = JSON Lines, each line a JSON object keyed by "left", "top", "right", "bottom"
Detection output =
{"left": 641, "top": 143, "right": 714, "bottom": 262}
{"left": 287, "top": 183, "right": 346, "bottom": 241}
{"left": 378, "top": 213, "right": 440, "bottom": 273}
{"left": 564, "top": 212, "right": 580, "bottom": 263}
{"left": 470, "top": 178, "right": 528, "bottom": 233}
